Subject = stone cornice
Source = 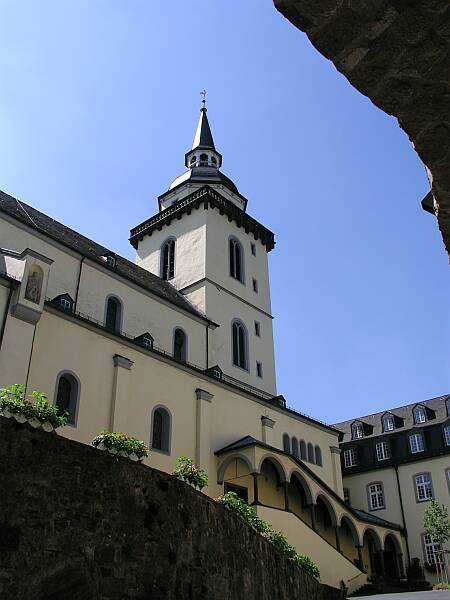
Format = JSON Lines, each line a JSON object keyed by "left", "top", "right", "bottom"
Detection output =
{"left": 129, "top": 186, "right": 275, "bottom": 252}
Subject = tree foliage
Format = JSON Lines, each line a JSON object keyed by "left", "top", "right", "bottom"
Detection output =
{"left": 424, "top": 500, "right": 450, "bottom": 545}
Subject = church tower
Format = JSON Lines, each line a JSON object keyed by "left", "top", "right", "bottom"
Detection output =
{"left": 130, "top": 101, "right": 277, "bottom": 395}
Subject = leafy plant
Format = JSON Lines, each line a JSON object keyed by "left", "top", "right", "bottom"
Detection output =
{"left": 92, "top": 430, "right": 148, "bottom": 458}
{"left": 217, "top": 491, "right": 320, "bottom": 580}
{"left": 424, "top": 500, "right": 450, "bottom": 545}
{"left": 433, "top": 583, "right": 450, "bottom": 590}
{"left": 173, "top": 456, "right": 208, "bottom": 490}
{"left": 0, "top": 384, "right": 67, "bottom": 427}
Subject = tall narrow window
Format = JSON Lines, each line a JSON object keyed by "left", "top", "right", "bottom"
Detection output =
{"left": 413, "top": 406, "right": 427, "bottom": 424}
{"left": 173, "top": 328, "right": 187, "bottom": 362}
{"left": 105, "top": 297, "right": 121, "bottom": 332}
{"left": 232, "top": 320, "right": 248, "bottom": 370}
{"left": 291, "top": 437, "right": 299, "bottom": 458}
{"left": 161, "top": 239, "right": 175, "bottom": 280}
{"left": 315, "top": 445, "right": 322, "bottom": 466}
{"left": 344, "top": 448, "right": 357, "bottom": 468}
{"left": 351, "top": 422, "right": 364, "bottom": 439}
{"left": 282, "top": 433, "right": 291, "bottom": 453}
{"left": 376, "top": 441, "right": 391, "bottom": 461}
{"left": 382, "top": 414, "right": 395, "bottom": 432}
{"left": 229, "top": 238, "right": 244, "bottom": 283}
{"left": 300, "top": 440, "right": 307, "bottom": 460}
{"left": 415, "top": 473, "right": 433, "bottom": 502}
{"left": 410, "top": 433, "right": 424, "bottom": 454}
{"left": 307, "top": 442, "right": 315, "bottom": 463}
{"left": 423, "top": 534, "right": 440, "bottom": 565}
{"left": 55, "top": 372, "right": 79, "bottom": 426}
{"left": 344, "top": 488, "right": 351, "bottom": 506}
{"left": 368, "top": 482, "right": 385, "bottom": 511}
{"left": 256, "top": 361, "right": 263, "bottom": 378}
{"left": 151, "top": 406, "right": 171, "bottom": 453}
{"left": 444, "top": 426, "right": 450, "bottom": 446}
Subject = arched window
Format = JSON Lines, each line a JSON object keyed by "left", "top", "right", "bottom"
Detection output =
{"left": 211, "top": 156, "right": 217, "bottom": 165}
{"left": 151, "top": 406, "right": 171, "bottom": 453}
{"left": 161, "top": 239, "right": 176, "bottom": 281}
{"left": 199, "top": 153, "right": 208, "bottom": 165}
{"left": 55, "top": 372, "right": 79, "bottom": 426}
{"left": 105, "top": 296, "right": 122, "bottom": 332}
{"left": 229, "top": 237, "right": 244, "bottom": 283}
{"left": 315, "top": 445, "right": 322, "bottom": 466}
{"left": 307, "top": 442, "right": 315, "bottom": 463}
{"left": 173, "top": 328, "right": 187, "bottom": 362}
{"left": 282, "top": 433, "right": 291, "bottom": 453}
{"left": 190, "top": 155, "right": 196, "bottom": 165}
{"left": 300, "top": 440, "right": 307, "bottom": 460}
{"left": 292, "top": 437, "right": 299, "bottom": 458}
{"left": 232, "top": 320, "right": 248, "bottom": 370}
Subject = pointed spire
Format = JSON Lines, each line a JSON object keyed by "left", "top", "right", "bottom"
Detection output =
{"left": 191, "top": 106, "right": 216, "bottom": 150}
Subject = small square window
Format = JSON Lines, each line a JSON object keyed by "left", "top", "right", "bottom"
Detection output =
{"left": 142, "top": 336, "right": 153, "bottom": 349}
{"left": 251, "top": 243, "right": 256, "bottom": 256}
{"left": 59, "top": 297, "right": 72, "bottom": 312}
{"left": 254, "top": 321, "right": 261, "bottom": 337}
{"left": 256, "top": 361, "right": 263, "bottom": 378}
{"left": 252, "top": 278, "right": 258, "bottom": 293}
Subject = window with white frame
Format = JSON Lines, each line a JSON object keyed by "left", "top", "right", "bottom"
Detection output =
{"left": 344, "top": 448, "right": 357, "bottom": 468}
{"left": 409, "top": 433, "right": 424, "bottom": 454}
{"left": 413, "top": 405, "right": 427, "bottom": 424}
{"left": 423, "top": 534, "right": 440, "bottom": 565}
{"left": 376, "top": 441, "right": 391, "bottom": 461}
{"left": 444, "top": 426, "right": 450, "bottom": 446}
{"left": 351, "top": 422, "right": 364, "bottom": 439}
{"left": 368, "top": 482, "right": 385, "bottom": 510}
{"left": 382, "top": 414, "right": 395, "bottom": 432}
{"left": 415, "top": 473, "right": 433, "bottom": 502}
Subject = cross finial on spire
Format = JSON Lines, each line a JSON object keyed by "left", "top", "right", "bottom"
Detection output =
{"left": 200, "top": 89, "right": 207, "bottom": 109}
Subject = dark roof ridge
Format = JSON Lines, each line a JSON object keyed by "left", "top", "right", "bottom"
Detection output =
{"left": 334, "top": 392, "right": 450, "bottom": 427}
{"left": 0, "top": 189, "right": 213, "bottom": 324}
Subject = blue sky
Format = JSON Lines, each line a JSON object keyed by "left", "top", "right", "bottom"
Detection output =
{"left": 1, "top": 1, "right": 448, "bottom": 423}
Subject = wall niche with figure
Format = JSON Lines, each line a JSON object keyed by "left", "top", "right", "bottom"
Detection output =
{"left": 25, "top": 264, "right": 44, "bottom": 305}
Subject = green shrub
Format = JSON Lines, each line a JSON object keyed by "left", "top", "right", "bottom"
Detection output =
{"left": 433, "top": 583, "right": 450, "bottom": 590}
{"left": 173, "top": 456, "right": 208, "bottom": 490}
{"left": 92, "top": 430, "right": 148, "bottom": 458}
{"left": 218, "top": 491, "right": 320, "bottom": 580}
{"left": 0, "top": 384, "right": 67, "bottom": 428}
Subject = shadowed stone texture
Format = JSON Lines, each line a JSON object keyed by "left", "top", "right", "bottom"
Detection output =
{"left": 274, "top": 0, "right": 450, "bottom": 257}
{"left": 0, "top": 418, "right": 339, "bottom": 600}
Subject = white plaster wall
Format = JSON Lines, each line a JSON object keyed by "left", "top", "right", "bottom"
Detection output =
{"left": 0, "top": 214, "right": 81, "bottom": 299}
{"left": 0, "top": 281, "right": 9, "bottom": 326}
{"left": 135, "top": 208, "right": 206, "bottom": 291}
{"left": 0, "top": 214, "right": 207, "bottom": 368}
{"left": 76, "top": 262, "right": 207, "bottom": 368}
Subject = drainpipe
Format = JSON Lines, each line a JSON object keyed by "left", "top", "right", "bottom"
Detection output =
{"left": 395, "top": 464, "right": 411, "bottom": 567}
{"left": 74, "top": 256, "right": 85, "bottom": 309}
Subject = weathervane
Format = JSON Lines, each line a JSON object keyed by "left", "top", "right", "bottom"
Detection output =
{"left": 200, "top": 89, "right": 207, "bottom": 109}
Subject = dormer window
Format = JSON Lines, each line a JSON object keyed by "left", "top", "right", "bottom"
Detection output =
{"left": 142, "top": 335, "right": 153, "bottom": 349}
{"left": 413, "top": 405, "right": 427, "bottom": 425}
{"left": 351, "top": 422, "right": 364, "bottom": 440}
{"left": 382, "top": 413, "right": 395, "bottom": 432}
{"left": 105, "top": 254, "right": 116, "bottom": 268}
{"left": 60, "top": 297, "right": 72, "bottom": 311}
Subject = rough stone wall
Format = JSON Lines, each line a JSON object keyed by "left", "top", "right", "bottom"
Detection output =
{"left": 274, "top": 0, "right": 450, "bottom": 257}
{"left": 0, "top": 418, "right": 333, "bottom": 600}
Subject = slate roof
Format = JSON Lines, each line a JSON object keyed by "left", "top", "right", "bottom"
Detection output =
{"left": 334, "top": 393, "right": 450, "bottom": 443}
{"left": 0, "top": 190, "right": 210, "bottom": 322}
{"left": 215, "top": 435, "right": 259, "bottom": 455}
{"left": 351, "top": 508, "right": 402, "bottom": 529}
{"left": 192, "top": 108, "right": 215, "bottom": 150}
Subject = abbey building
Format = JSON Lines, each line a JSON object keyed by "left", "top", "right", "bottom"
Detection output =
{"left": 0, "top": 105, "right": 435, "bottom": 593}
